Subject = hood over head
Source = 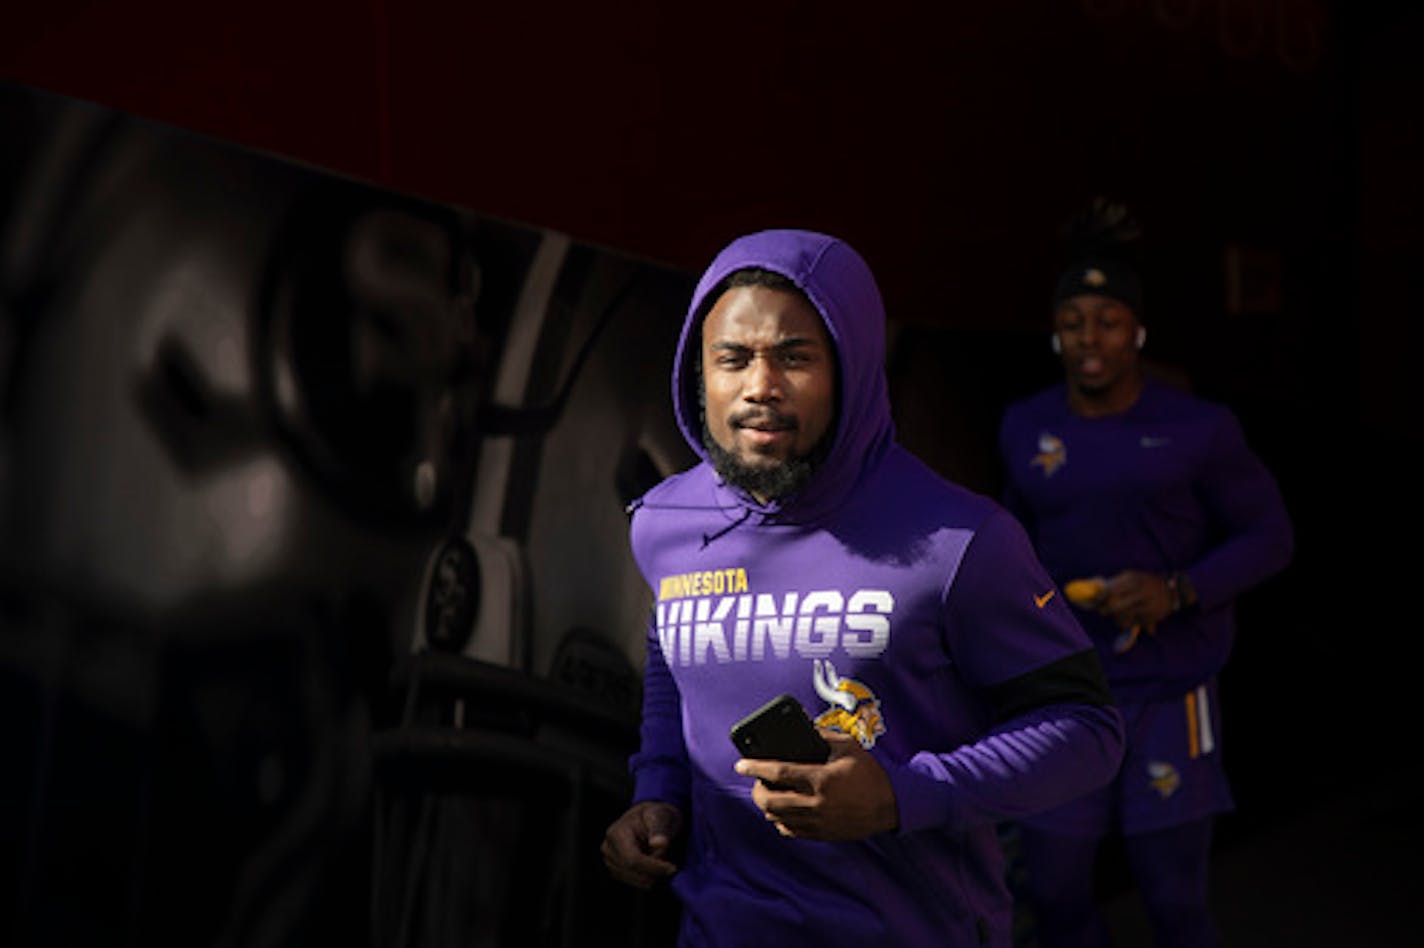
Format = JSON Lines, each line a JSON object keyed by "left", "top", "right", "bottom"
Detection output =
{"left": 672, "top": 229, "right": 895, "bottom": 520}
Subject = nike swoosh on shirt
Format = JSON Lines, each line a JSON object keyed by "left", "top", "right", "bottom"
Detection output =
{"left": 1034, "top": 590, "right": 1056, "bottom": 608}
{"left": 1140, "top": 436, "right": 1171, "bottom": 448}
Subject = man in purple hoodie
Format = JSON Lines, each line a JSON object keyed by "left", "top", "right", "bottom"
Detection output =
{"left": 601, "top": 229, "right": 1125, "bottom": 946}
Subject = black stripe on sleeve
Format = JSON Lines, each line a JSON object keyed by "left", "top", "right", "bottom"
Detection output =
{"left": 983, "top": 648, "right": 1115, "bottom": 723}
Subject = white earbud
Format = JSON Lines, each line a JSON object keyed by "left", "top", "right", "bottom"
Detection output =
{"left": 1136, "top": 326, "right": 1147, "bottom": 349}
{"left": 1050, "top": 333, "right": 1062, "bottom": 355}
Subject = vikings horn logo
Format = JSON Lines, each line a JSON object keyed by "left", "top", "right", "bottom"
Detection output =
{"left": 1147, "top": 761, "right": 1180, "bottom": 799}
{"left": 1030, "top": 432, "right": 1066, "bottom": 477}
{"left": 812, "top": 659, "right": 885, "bottom": 749}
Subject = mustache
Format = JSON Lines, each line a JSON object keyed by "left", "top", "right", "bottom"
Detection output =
{"left": 730, "top": 409, "right": 798, "bottom": 431}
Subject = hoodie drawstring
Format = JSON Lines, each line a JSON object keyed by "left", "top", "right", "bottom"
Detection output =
{"left": 700, "top": 507, "right": 753, "bottom": 549}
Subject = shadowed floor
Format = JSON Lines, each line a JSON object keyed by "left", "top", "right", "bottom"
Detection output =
{"left": 1100, "top": 778, "right": 1416, "bottom": 947}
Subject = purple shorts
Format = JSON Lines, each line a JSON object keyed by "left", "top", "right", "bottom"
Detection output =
{"left": 1025, "top": 679, "right": 1234, "bottom": 837}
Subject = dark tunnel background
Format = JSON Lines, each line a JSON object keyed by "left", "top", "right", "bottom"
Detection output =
{"left": 1, "top": 1, "right": 1420, "bottom": 945}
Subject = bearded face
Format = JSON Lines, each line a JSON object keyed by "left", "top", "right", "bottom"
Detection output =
{"left": 699, "top": 285, "right": 836, "bottom": 503}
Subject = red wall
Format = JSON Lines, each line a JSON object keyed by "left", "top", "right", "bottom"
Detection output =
{"left": 0, "top": 0, "right": 1349, "bottom": 335}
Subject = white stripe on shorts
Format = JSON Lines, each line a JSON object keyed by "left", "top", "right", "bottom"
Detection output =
{"left": 1196, "top": 684, "right": 1215, "bottom": 756}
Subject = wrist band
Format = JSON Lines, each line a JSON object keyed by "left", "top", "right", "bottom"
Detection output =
{"left": 1166, "top": 572, "right": 1190, "bottom": 612}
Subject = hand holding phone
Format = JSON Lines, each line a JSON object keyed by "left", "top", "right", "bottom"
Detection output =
{"left": 731, "top": 695, "right": 898, "bottom": 841}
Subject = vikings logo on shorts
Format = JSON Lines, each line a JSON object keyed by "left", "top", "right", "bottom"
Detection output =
{"left": 1147, "top": 760, "right": 1180, "bottom": 799}
{"left": 812, "top": 659, "right": 885, "bottom": 749}
{"left": 1031, "top": 432, "right": 1066, "bottom": 477}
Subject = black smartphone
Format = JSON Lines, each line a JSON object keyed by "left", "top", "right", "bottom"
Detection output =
{"left": 729, "top": 694, "right": 830, "bottom": 764}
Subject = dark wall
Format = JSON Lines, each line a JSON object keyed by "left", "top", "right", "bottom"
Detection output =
{"left": 0, "top": 2, "right": 1354, "bottom": 321}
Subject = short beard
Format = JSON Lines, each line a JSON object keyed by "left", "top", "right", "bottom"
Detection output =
{"left": 701, "top": 416, "right": 828, "bottom": 502}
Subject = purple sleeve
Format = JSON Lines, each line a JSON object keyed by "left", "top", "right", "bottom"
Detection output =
{"left": 943, "top": 509, "right": 1093, "bottom": 684}
{"left": 1183, "top": 410, "right": 1294, "bottom": 611}
{"left": 628, "top": 617, "right": 691, "bottom": 811}
{"left": 886, "top": 702, "right": 1124, "bottom": 832}
{"left": 889, "top": 509, "right": 1125, "bottom": 832}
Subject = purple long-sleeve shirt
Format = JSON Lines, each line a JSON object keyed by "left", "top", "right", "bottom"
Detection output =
{"left": 999, "top": 379, "right": 1294, "bottom": 701}
{"left": 626, "top": 230, "right": 1124, "bottom": 947}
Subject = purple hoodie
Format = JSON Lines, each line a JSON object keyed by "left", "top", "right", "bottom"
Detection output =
{"left": 626, "top": 230, "right": 1124, "bottom": 947}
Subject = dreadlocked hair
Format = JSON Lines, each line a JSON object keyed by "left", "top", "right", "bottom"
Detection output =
{"left": 1060, "top": 196, "right": 1143, "bottom": 268}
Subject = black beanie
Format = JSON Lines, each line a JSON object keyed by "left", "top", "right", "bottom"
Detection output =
{"left": 1054, "top": 198, "right": 1144, "bottom": 315}
{"left": 1052, "top": 255, "right": 1143, "bottom": 314}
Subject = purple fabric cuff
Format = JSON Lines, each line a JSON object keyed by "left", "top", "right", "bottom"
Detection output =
{"left": 632, "top": 761, "right": 691, "bottom": 813}
{"left": 882, "top": 757, "right": 959, "bottom": 834}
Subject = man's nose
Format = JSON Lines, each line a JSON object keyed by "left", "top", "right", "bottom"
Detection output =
{"left": 743, "top": 354, "right": 783, "bottom": 401}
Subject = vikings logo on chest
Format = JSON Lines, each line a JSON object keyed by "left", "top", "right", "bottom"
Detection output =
{"left": 1031, "top": 432, "right": 1066, "bottom": 477}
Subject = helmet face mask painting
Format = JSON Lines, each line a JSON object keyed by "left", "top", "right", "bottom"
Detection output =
{"left": 0, "top": 84, "right": 698, "bottom": 947}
